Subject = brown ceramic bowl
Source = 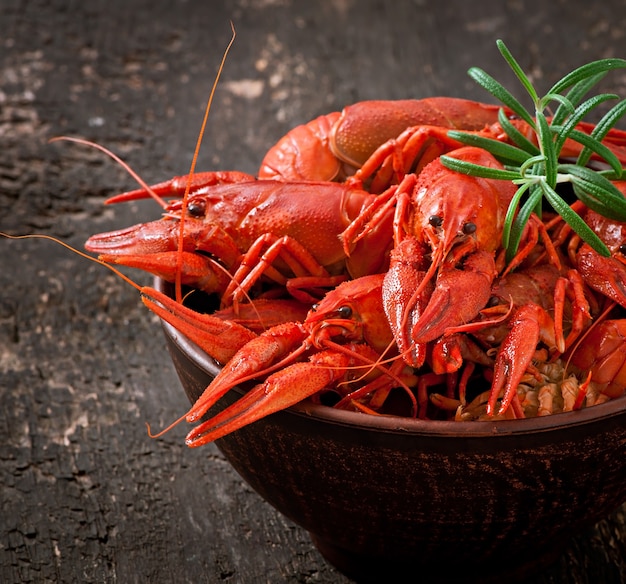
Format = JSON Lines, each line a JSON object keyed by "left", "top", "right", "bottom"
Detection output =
{"left": 156, "top": 279, "right": 626, "bottom": 583}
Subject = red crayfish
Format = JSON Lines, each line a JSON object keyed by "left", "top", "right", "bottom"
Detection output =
{"left": 7, "top": 80, "right": 621, "bottom": 445}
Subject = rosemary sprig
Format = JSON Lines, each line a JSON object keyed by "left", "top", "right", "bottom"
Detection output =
{"left": 440, "top": 39, "right": 626, "bottom": 262}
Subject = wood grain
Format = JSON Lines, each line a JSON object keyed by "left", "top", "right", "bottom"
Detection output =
{"left": 1, "top": 1, "right": 625, "bottom": 582}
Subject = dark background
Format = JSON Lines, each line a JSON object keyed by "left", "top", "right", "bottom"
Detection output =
{"left": 1, "top": 0, "right": 625, "bottom": 582}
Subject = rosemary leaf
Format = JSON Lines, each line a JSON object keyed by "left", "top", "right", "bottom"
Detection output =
{"left": 496, "top": 40, "right": 539, "bottom": 104}
{"left": 576, "top": 99, "right": 626, "bottom": 167}
{"left": 553, "top": 94, "right": 619, "bottom": 157}
{"left": 549, "top": 59, "right": 626, "bottom": 95}
{"left": 439, "top": 155, "right": 521, "bottom": 180}
{"left": 552, "top": 71, "right": 608, "bottom": 126}
{"left": 563, "top": 165, "right": 626, "bottom": 220}
{"left": 496, "top": 108, "right": 540, "bottom": 154}
{"left": 467, "top": 67, "right": 535, "bottom": 126}
{"left": 519, "top": 154, "right": 547, "bottom": 177}
{"left": 506, "top": 185, "right": 543, "bottom": 262}
{"left": 445, "top": 131, "right": 532, "bottom": 165}
{"left": 540, "top": 181, "right": 611, "bottom": 256}
{"left": 536, "top": 112, "right": 558, "bottom": 186}
{"left": 563, "top": 129, "right": 624, "bottom": 176}
{"left": 571, "top": 182, "right": 622, "bottom": 219}
{"left": 502, "top": 182, "right": 532, "bottom": 249}
{"left": 539, "top": 92, "right": 574, "bottom": 113}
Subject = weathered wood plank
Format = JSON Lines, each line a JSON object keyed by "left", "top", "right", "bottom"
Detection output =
{"left": 1, "top": 1, "right": 625, "bottom": 582}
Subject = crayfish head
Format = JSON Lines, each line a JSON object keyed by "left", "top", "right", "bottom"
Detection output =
{"left": 304, "top": 273, "right": 393, "bottom": 353}
{"left": 412, "top": 146, "right": 515, "bottom": 260}
{"left": 86, "top": 193, "right": 215, "bottom": 256}
{"left": 86, "top": 191, "right": 242, "bottom": 271}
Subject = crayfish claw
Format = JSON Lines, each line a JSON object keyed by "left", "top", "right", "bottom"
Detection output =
{"left": 140, "top": 287, "right": 257, "bottom": 364}
{"left": 185, "top": 356, "right": 337, "bottom": 447}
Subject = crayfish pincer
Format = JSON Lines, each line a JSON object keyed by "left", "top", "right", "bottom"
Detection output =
{"left": 148, "top": 274, "right": 417, "bottom": 447}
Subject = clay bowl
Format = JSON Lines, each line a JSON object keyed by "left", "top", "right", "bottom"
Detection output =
{"left": 156, "top": 279, "right": 626, "bottom": 583}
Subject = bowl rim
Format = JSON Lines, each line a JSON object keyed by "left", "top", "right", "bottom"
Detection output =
{"left": 156, "top": 278, "right": 626, "bottom": 438}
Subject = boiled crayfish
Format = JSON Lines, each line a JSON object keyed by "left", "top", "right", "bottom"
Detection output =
{"left": 86, "top": 179, "right": 394, "bottom": 306}
{"left": 258, "top": 96, "right": 626, "bottom": 192}
{"left": 63, "top": 94, "right": 626, "bottom": 443}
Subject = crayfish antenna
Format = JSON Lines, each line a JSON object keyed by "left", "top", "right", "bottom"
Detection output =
{"left": 48, "top": 136, "right": 169, "bottom": 209}
{"left": 145, "top": 412, "right": 188, "bottom": 439}
{"left": 331, "top": 344, "right": 419, "bottom": 417}
{"left": 174, "top": 21, "right": 236, "bottom": 304}
{"left": 0, "top": 232, "right": 143, "bottom": 293}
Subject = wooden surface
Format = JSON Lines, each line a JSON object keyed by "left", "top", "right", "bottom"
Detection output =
{"left": 1, "top": 1, "right": 625, "bottom": 582}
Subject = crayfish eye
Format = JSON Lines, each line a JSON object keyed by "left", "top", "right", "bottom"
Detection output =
{"left": 486, "top": 295, "right": 500, "bottom": 308}
{"left": 619, "top": 243, "right": 626, "bottom": 255}
{"left": 186, "top": 199, "right": 206, "bottom": 218}
{"left": 429, "top": 215, "right": 443, "bottom": 228}
{"left": 311, "top": 304, "right": 319, "bottom": 312}
{"left": 463, "top": 222, "right": 477, "bottom": 235}
{"left": 337, "top": 305, "right": 352, "bottom": 319}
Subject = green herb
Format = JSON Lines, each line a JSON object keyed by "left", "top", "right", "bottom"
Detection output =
{"left": 440, "top": 39, "right": 626, "bottom": 262}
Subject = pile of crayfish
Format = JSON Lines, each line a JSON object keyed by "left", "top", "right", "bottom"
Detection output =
{"left": 83, "top": 97, "right": 626, "bottom": 446}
